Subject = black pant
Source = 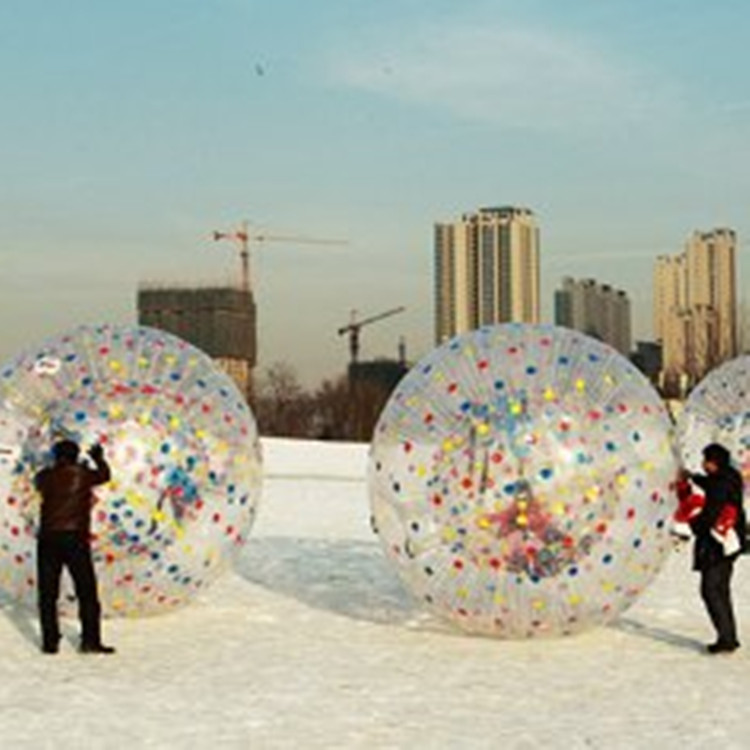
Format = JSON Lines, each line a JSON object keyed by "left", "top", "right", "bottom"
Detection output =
{"left": 37, "top": 532, "right": 101, "bottom": 648}
{"left": 700, "top": 557, "right": 738, "bottom": 645}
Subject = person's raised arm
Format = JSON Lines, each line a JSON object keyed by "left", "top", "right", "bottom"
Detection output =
{"left": 87, "top": 443, "right": 111, "bottom": 485}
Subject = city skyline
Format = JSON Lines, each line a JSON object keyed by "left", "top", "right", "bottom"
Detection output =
{"left": 1, "top": 1, "right": 748, "bottom": 387}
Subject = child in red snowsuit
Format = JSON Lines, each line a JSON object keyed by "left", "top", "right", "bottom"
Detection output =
{"left": 673, "top": 477, "right": 741, "bottom": 556}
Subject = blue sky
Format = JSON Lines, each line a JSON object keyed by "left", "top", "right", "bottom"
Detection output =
{"left": 1, "top": 0, "right": 748, "bottom": 386}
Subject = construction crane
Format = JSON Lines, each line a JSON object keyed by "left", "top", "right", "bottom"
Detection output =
{"left": 212, "top": 220, "right": 347, "bottom": 292}
{"left": 338, "top": 306, "right": 406, "bottom": 366}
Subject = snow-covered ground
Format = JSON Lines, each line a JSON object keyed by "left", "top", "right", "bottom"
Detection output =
{"left": 1, "top": 437, "right": 749, "bottom": 749}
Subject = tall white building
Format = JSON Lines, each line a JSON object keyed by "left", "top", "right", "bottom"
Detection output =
{"left": 434, "top": 206, "right": 540, "bottom": 344}
{"left": 653, "top": 228, "right": 738, "bottom": 390}
{"left": 554, "top": 277, "right": 632, "bottom": 356}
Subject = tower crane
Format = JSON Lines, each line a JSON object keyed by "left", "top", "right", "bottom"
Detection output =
{"left": 212, "top": 220, "right": 347, "bottom": 292}
{"left": 337, "top": 306, "right": 406, "bottom": 366}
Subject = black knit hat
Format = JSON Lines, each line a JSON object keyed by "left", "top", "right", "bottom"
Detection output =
{"left": 702, "top": 443, "right": 731, "bottom": 467}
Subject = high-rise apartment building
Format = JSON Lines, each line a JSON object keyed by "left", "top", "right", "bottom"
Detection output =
{"left": 554, "top": 277, "right": 632, "bottom": 355}
{"left": 653, "top": 228, "right": 738, "bottom": 390}
{"left": 434, "top": 206, "right": 539, "bottom": 344}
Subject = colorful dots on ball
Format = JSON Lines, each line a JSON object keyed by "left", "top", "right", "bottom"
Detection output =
{"left": 0, "top": 324, "right": 262, "bottom": 617}
{"left": 369, "top": 324, "right": 678, "bottom": 638}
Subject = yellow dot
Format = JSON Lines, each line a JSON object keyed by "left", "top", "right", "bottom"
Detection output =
{"left": 516, "top": 514, "right": 528, "bottom": 527}
{"left": 416, "top": 465, "right": 426, "bottom": 478}
{"left": 478, "top": 518, "right": 491, "bottom": 529}
{"left": 456, "top": 588, "right": 469, "bottom": 599}
{"left": 532, "top": 599, "right": 546, "bottom": 611}
{"left": 109, "top": 360, "right": 123, "bottom": 372}
{"left": 616, "top": 474, "right": 629, "bottom": 488}
{"left": 493, "top": 594, "right": 506, "bottom": 605}
{"left": 137, "top": 357, "right": 149, "bottom": 368}
{"left": 169, "top": 416, "right": 181, "bottom": 430}
{"left": 442, "top": 439, "right": 454, "bottom": 452}
{"left": 568, "top": 594, "right": 582, "bottom": 606}
{"left": 152, "top": 511, "right": 165, "bottom": 523}
{"left": 575, "top": 379, "right": 586, "bottom": 391}
{"left": 510, "top": 402, "right": 522, "bottom": 415}
{"left": 477, "top": 423, "right": 490, "bottom": 436}
{"left": 543, "top": 387, "right": 556, "bottom": 401}
{"left": 442, "top": 528, "right": 457, "bottom": 542}
{"left": 552, "top": 502, "right": 566, "bottom": 515}
{"left": 195, "top": 429, "right": 206, "bottom": 439}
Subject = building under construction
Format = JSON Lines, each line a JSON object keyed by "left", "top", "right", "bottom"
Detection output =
{"left": 137, "top": 285, "right": 257, "bottom": 401}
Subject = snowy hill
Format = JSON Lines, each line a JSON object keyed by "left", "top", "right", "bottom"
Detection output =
{"left": 1, "top": 437, "right": 749, "bottom": 749}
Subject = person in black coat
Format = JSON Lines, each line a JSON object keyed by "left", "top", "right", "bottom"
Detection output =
{"left": 683, "top": 442, "right": 746, "bottom": 654}
{"left": 34, "top": 439, "right": 115, "bottom": 655}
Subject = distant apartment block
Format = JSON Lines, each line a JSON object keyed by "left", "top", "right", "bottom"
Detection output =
{"left": 137, "top": 285, "right": 257, "bottom": 401}
{"left": 434, "top": 206, "right": 540, "bottom": 344}
{"left": 654, "top": 228, "right": 738, "bottom": 390}
{"left": 554, "top": 277, "right": 632, "bottom": 356}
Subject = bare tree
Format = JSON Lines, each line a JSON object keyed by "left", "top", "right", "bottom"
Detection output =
{"left": 252, "top": 362, "right": 314, "bottom": 437}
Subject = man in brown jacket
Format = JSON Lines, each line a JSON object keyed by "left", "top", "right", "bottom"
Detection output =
{"left": 34, "top": 439, "right": 115, "bottom": 654}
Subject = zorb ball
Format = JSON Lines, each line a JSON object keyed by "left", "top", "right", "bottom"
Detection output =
{"left": 677, "top": 355, "right": 750, "bottom": 490}
{"left": 0, "top": 324, "right": 262, "bottom": 616}
{"left": 369, "top": 324, "right": 678, "bottom": 638}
